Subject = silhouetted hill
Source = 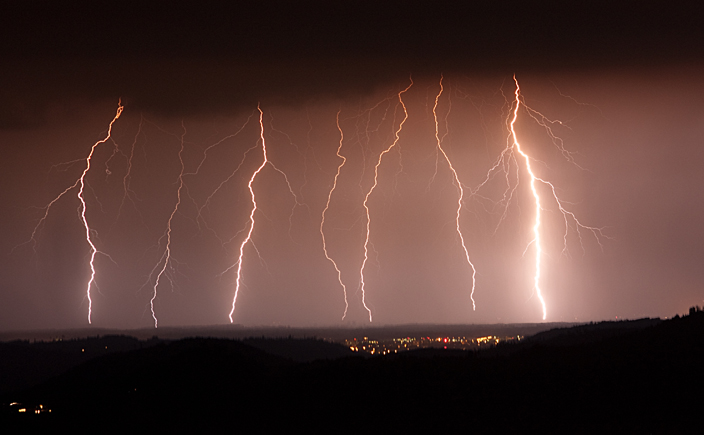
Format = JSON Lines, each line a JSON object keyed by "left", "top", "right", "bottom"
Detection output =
{"left": 3, "top": 314, "right": 703, "bottom": 433}
{"left": 243, "top": 337, "right": 354, "bottom": 362}
{"left": 0, "top": 322, "right": 568, "bottom": 342}
{"left": 481, "top": 317, "right": 663, "bottom": 357}
{"left": 527, "top": 317, "right": 662, "bottom": 344}
{"left": 2, "top": 337, "right": 295, "bottom": 432}
{"left": 0, "top": 335, "right": 163, "bottom": 395}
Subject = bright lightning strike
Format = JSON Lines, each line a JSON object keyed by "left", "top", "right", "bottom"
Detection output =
{"left": 432, "top": 76, "right": 477, "bottom": 310}
{"left": 76, "top": 101, "right": 124, "bottom": 324}
{"left": 473, "top": 75, "right": 607, "bottom": 321}
{"left": 359, "top": 79, "right": 413, "bottom": 322}
{"left": 508, "top": 78, "right": 548, "bottom": 320}
{"left": 78, "top": 101, "right": 124, "bottom": 323}
{"left": 12, "top": 101, "right": 123, "bottom": 324}
{"left": 320, "top": 110, "right": 349, "bottom": 320}
{"left": 229, "top": 105, "right": 269, "bottom": 323}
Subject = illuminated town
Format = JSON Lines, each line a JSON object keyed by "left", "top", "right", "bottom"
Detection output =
{"left": 342, "top": 335, "right": 523, "bottom": 355}
{"left": 6, "top": 402, "right": 51, "bottom": 415}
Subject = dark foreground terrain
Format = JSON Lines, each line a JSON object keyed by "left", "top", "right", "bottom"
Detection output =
{"left": 2, "top": 312, "right": 703, "bottom": 433}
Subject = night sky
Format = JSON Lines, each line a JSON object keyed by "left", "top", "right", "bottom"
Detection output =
{"left": 1, "top": 1, "right": 703, "bottom": 330}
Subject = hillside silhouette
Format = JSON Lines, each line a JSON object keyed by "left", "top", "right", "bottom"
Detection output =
{"left": 2, "top": 312, "right": 703, "bottom": 433}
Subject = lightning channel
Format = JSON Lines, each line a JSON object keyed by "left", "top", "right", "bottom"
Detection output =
{"left": 229, "top": 105, "right": 269, "bottom": 323}
{"left": 464, "top": 76, "right": 608, "bottom": 320}
{"left": 79, "top": 100, "right": 124, "bottom": 324}
{"left": 320, "top": 110, "right": 349, "bottom": 320}
{"left": 359, "top": 79, "right": 413, "bottom": 322}
{"left": 508, "top": 76, "right": 607, "bottom": 320}
{"left": 508, "top": 78, "right": 547, "bottom": 320}
{"left": 432, "top": 76, "right": 477, "bottom": 310}
{"left": 146, "top": 121, "right": 187, "bottom": 328}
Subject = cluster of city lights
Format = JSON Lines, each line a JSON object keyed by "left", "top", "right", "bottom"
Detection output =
{"left": 343, "top": 335, "right": 522, "bottom": 355}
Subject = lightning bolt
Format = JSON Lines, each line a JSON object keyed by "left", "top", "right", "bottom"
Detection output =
{"left": 229, "top": 105, "right": 269, "bottom": 323}
{"left": 145, "top": 121, "right": 187, "bottom": 328}
{"left": 75, "top": 101, "right": 124, "bottom": 323}
{"left": 12, "top": 101, "right": 123, "bottom": 324}
{"left": 320, "top": 110, "right": 349, "bottom": 319}
{"left": 359, "top": 79, "right": 413, "bottom": 322}
{"left": 432, "top": 76, "right": 477, "bottom": 310}
{"left": 507, "top": 78, "right": 548, "bottom": 320}
{"left": 469, "top": 75, "right": 607, "bottom": 320}
{"left": 14, "top": 102, "right": 123, "bottom": 258}
{"left": 79, "top": 102, "right": 124, "bottom": 323}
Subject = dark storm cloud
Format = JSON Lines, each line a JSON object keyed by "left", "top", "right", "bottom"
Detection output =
{"left": 1, "top": 0, "right": 703, "bottom": 123}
